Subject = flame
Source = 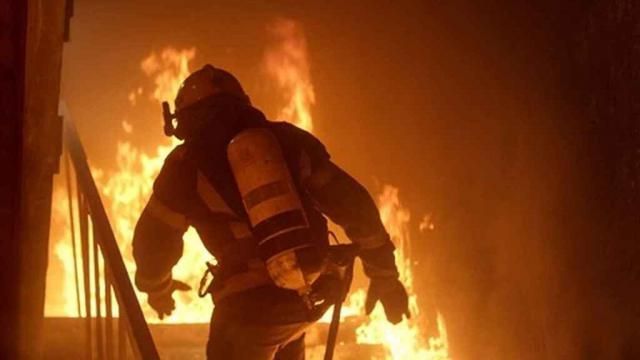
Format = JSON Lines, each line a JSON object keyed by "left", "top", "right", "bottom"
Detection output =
{"left": 263, "top": 18, "right": 315, "bottom": 132}
{"left": 99, "top": 47, "right": 212, "bottom": 323}
{"left": 96, "top": 139, "right": 212, "bottom": 323}
{"left": 262, "top": 19, "right": 450, "bottom": 359}
{"left": 47, "top": 187, "right": 81, "bottom": 317}
{"left": 47, "top": 18, "right": 450, "bottom": 359}
{"left": 47, "top": 47, "right": 212, "bottom": 323}
{"left": 141, "top": 47, "right": 195, "bottom": 103}
{"left": 354, "top": 185, "right": 450, "bottom": 360}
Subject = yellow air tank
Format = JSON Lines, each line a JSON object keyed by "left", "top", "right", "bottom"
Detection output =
{"left": 227, "top": 128, "right": 322, "bottom": 295}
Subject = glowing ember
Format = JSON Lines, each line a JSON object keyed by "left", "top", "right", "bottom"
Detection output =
{"left": 419, "top": 213, "right": 436, "bottom": 232}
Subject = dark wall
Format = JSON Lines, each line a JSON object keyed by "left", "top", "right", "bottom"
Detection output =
{"left": 420, "top": 1, "right": 640, "bottom": 358}
{"left": 18, "top": 0, "right": 68, "bottom": 358}
{"left": 0, "top": 0, "right": 27, "bottom": 357}
{"left": 573, "top": 1, "right": 640, "bottom": 357}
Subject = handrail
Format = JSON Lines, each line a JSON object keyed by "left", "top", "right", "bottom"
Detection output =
{"left": 63, "top": 116, "right": 160, "bottom": 360}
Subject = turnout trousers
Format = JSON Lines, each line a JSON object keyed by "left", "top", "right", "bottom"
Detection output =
{"left": 206, "top": 285, "right": 327, "bottom": 360}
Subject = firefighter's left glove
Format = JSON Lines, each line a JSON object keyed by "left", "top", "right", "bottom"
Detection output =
{"left": 359, "top": 241, "right": 410, "bottom": 324}
{"left": 147, "top": 280, "right": 191, "bottom": 320}
{"left": 365, "top": 277, "right": 410, "bottom": 324}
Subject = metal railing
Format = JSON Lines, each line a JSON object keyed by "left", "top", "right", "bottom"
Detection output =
{"left": 61, "top": 116, "right": 159, "bottom": 360}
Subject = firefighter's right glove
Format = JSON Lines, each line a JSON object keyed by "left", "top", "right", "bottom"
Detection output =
{"left": 147, "top": 279, "right": 191, "bottom": 320}
{"left": 365, "top": 277, "right": 410, "bottom": 324}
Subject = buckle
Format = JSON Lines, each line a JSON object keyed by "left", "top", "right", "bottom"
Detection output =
{"left": 197, "top": 261, "right": 219, "bottom": 298}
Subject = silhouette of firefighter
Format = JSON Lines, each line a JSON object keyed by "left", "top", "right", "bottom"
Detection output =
{"left": 132, "top": 65, "right": 409, "bottom": 359}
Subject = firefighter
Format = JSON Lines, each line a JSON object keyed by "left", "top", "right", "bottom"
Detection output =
{"left": 133, "top": 64, "right": 409, "bottom": 359}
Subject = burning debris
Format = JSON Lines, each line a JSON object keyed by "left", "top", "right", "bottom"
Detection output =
{"left": 46, "top": 18, "right": 450, "bottom": 360}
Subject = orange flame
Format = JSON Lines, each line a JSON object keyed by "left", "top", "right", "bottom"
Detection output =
{"left": 141, "top": 47, "right": 195, "bottom": 103}
{"left": 354, "top": 185, "right": 450, "bottom": 359}
{"left": 102, "top": 47, "right": 212, "bottom": 323}
{"left": 47, "top": 19, "right": 451, "bottom": 359}
{"left": 263, "top": 18, "right": 315, "bottom": 132}
{"left": 264, "top": 19, "right": 450, "bottom": 359}
{"left": 47, "top": 47, "right": 213, "bottom": 323}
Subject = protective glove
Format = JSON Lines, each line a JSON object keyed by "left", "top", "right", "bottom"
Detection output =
{"left": 365, "top": 277, "right": 410, "bottom": 324}
{"left": 147, "top": 279, "right": 191, "bottom": 320}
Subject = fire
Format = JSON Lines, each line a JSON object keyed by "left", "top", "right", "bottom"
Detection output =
{"left": 47, "top": 47, "right": 213, "bottom": 323}
{"left": 141, "top": 47, "right": 196, "bottom": 103}
{"left": 354, "top": 185, "right": 450, "bottom": 359}
{"left": 264, "top": 19, "right": 450, "bottom": 359}
{"left": 263, "top": 18, "right": 315, "bottom": 132}
{"left": 47, "top": 17, "right": 450, "bottom": 359}
{"left": 48, "top": 187, "right": 82, "bottom": 317}
{"left": 97, "top": 48, "right": 213, "bottom": 323}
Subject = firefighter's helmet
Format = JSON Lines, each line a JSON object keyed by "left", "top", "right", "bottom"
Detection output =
{"left": 162, "top": 65, "right": 250, "bottom": 138}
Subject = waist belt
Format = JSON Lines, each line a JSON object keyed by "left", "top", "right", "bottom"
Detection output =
{"left": 200, "top": 245, "right": 358, "bottom": 306}
{"left": 200, "top": 259, "right": 272, "bottom": 304}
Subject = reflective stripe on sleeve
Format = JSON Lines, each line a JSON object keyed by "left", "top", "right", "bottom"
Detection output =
{"left": 147, "top": 195, "right": 189, "bottom": 231}
{"left": 136, "top": 271, "right": 172, "bottom": 293}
